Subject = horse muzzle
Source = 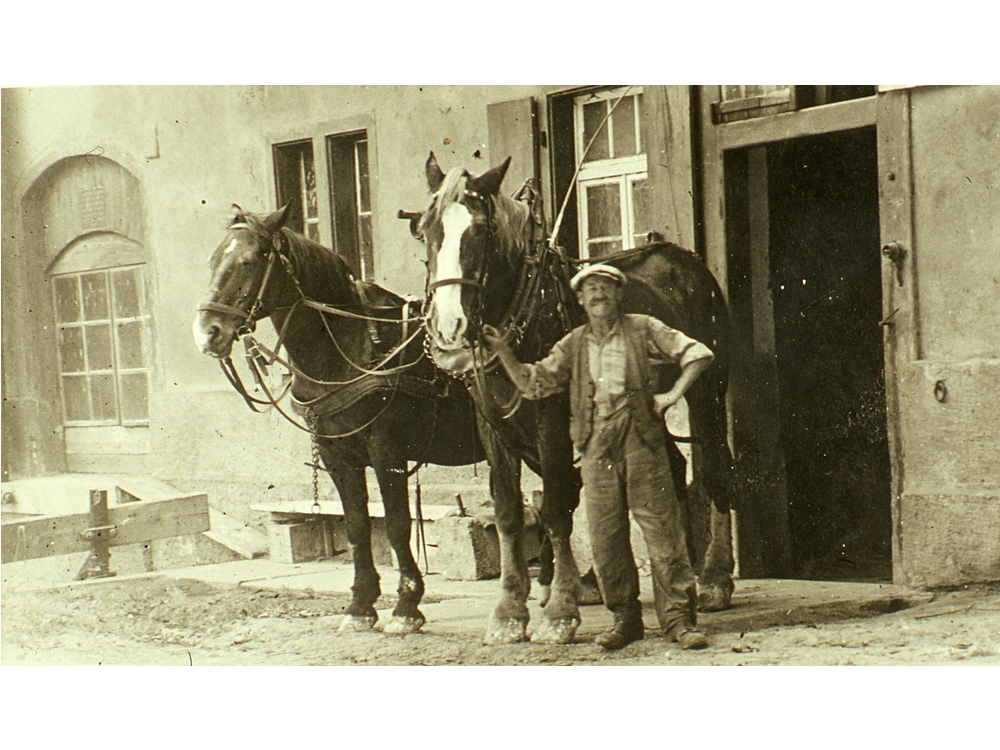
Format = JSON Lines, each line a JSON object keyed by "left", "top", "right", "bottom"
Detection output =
{"left": 427, "top": 342, "right": 475, "bottom": 375}
{"left": 193, "top": 314, "right": 236, "bottom": 359}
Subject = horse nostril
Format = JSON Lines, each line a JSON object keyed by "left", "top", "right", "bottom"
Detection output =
{"left": 206, "top": 325, "right": 221, "bottom": 345}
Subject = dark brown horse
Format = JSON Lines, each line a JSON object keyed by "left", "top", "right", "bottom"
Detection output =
{"left": 413, "top": 153, "right": 737, "bottom": 643}
{"left": 193, "top": 205, "right": 484, "bottom": 635}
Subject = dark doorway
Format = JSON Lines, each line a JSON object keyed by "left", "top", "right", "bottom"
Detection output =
{"left": 770, "top": 128, "right": 892, "bottom": 580}
{"left": 726, "top": 127, "right": 892, "bottom": 582}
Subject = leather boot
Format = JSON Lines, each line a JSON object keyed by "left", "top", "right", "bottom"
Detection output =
{"left": 668, "top": 623, "right": 709, "bottom": 650}
{"left": 595, "top": 613, "right": 644, "bottom": 650}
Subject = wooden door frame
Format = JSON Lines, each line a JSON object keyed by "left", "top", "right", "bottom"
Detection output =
{"left": 696, "top": 86, "right": 890, "bottom": 579}
{"left": 874, "top": 89, "right": 914, "bottom": 584}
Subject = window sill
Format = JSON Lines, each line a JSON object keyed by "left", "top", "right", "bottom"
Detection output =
{"left": 64, "top": 425, "right": 151, "bottom": 455}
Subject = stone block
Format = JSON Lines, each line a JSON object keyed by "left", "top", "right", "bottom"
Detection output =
{"left": 330, "top": 516, "right": 393, "bottom": 567}
{"left": 267, "top": 520, "right": 328, "bottom": 565}
{"left": 428, "top": 516, "right": 499, "bottom": 580}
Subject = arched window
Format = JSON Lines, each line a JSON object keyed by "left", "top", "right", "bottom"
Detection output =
{"left": 27, "top": 155, "right": 152, "bottom": 435}
{"left": 50, "top": 233, "right": 151, "bottom": 425}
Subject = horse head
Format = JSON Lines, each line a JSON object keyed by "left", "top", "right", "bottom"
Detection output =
{"left": 193, "top": 204, "right": 293, "bottom": 358}
{"left": 416, "top": 151, "right": 515, "bottom": 374}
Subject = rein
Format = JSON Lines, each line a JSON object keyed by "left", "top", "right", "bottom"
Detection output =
{"left": 206, "top": 220, "right": 436, "bottom": 438}
{"left": 198, "top": 232, "right": 282, "bottom": 336}
{"left": 436, "top": 181, "right": 574, "bottom": 434}
{"left": 427, "top": 173, "right": 701, "bottom": 445}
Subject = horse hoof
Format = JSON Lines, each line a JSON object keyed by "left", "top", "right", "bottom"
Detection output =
{"left": 339, "top": 614, "right": 377, "bottom": 633}
{"left": 383, "top": 615, "right": 425, "bottom": 636}
{"left": 530, "top": 616, "right": 580, "bottom": 645}
{"left": 697, "top": 585, "right": 732, "bottom": 613}
{"left": 580, "top": 583, "right": 603, "bottom": 606}
{"left": 536, "top": 584, "right": 552, "bottom": 608}
{"left": 484, "top": 618, "right": 528, "bottom": 645}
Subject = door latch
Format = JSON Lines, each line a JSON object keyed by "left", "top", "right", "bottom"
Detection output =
{"left": 882, "top": 241, "right": 907, "bottom": 286}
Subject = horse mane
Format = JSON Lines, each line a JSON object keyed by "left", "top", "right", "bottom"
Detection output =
{"left": 418, "top": 168, "right": 467, "bottom": 237}
{"left": 418, "top": 169, "right": 533, "bottom": 273}
{"left": 232, "top": 207, "right": 358, "bottom": 306}
{"left": 490, "top": 192, "right": 536, "bottom": 269}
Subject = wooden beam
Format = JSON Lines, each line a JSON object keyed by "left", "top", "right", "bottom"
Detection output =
{"left": 644, "top": 86, "right": 695, "bottom": 249}
{"left": 697, "top": 86, "right": 728, "bottom": 291}
{"left": 718, "top": 97, "right": 877, "bottom": 151}
{"left": 1, "top": 494, "right": 209, "bottom": 563}
{"left": 876, "top": 88, "right": 914, "bottom": 585}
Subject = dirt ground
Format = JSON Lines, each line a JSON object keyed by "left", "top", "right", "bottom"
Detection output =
{"left": 3, "top": 572, "right": 999, "bottom": 667}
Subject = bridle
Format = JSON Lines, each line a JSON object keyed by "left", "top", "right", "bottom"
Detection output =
{"left": 422, "top": 187, "right": 497, "bottom": 341}
{"left": 419, "top": 180, "right": 575, "bottom": 441}
{"left": 200, "top": 217, "right": 434, "bottom": 440}
{"left": 200, "top": 218, "right": 445, "bottom": 542}
{"left": 197, "top": 221, "right": 286, "bottom": 339}
{"left": 423, "top": 188, "right": 493, "bottom": 291}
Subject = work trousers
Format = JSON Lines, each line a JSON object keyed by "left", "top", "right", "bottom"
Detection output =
{"left": 580, "top": 413, "right": 697, "bottom": 633}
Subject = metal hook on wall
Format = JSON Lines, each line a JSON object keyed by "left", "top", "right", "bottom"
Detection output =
{"left": 882, "top": 241, "right": 907, "bottom": 286}
{"left": 933, "top": 379, "right": 948, "bottom": 403}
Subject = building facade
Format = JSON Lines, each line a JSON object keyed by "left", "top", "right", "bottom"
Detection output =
{"left": 3, "top": 85, "right": 998, "bottom": 587}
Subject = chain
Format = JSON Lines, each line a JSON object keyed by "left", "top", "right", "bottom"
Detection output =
{"left": 308, "top": 411, "right": 322, "bottom": 512}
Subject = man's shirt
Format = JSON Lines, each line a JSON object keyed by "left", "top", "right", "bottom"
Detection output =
{"left": 522, "top": 314, "right": 714, "bottom": 418}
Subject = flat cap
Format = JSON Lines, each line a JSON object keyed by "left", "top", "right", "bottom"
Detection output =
{"left": 570, "top": 263, "right": 627, "bottom": 291}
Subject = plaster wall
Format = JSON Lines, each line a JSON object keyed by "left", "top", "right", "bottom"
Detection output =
{"left": 893, "top": 86, "right": 1000, "bottom": 586}
{"left": 2, "top": 85, "right": 544, "bottom": 521}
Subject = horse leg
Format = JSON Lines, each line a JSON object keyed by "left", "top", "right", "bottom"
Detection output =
{"left": 699, "top": 500, "right": 735, "bottom": 612}
{"left": 322, "top": 457, "right": 381, "bottom": 631}
{"left": 694, "top": 437, "right": 736, "bottom": 612}
{"left": 536, "top": 534, "right": 554, "bottom": 607}
{"left": 482, "top": 425, "right": 530, "bottom": 645}
{"left": 372, "top": 457, "right": 426, "bottom": 635}
{"left": 530, "top": 397, "right": 582, "bottom": 644}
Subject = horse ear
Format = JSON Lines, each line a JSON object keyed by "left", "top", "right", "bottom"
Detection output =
{"left": 264, "top": 203, "right": 291, "bottom": 233}
{"left": 426, "top": 151, "right": 446, "bottom": 192}
{"left": 467, "top": 157, "right": 511, "bottom": 197}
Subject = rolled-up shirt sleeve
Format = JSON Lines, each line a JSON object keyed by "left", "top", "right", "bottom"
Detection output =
{"left": 646, "top": 317, "right": 715, "bottom": 369}
{"left": 521, "top": 332, "right": 574, "bottom": 400}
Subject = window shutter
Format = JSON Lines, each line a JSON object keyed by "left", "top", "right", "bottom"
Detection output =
{"left": 642, "top": 86, "right": 696, "bottom": 250}
{"left": 487, "top": 97, "right": 540, "bottom": 197}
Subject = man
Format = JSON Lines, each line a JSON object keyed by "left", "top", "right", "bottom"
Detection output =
{"left": 481, "top": 263, "right": 712, "bottom": 650}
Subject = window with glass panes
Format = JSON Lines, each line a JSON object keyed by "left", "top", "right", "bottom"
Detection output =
{"left": 273, "top": 139, "right": 321, "bottom": 242}
{"left": 573, "top": 87, "right": 651, "bottom": 258}
{"left": 271, "top": 130, "right": 374, "bottom": 280}
{"left": 328, "top": 130, "right": 373, "bottom": 280}
{"left": 53, "top": 266, "right": 150, "bottom": 425}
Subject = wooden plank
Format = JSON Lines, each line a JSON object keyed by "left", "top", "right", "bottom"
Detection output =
{"left": 876, "top": 88, "right": 914, "bottom": 584}
{"left": 719, "top": 96, "right": 877, "bottom": 151}
{"left": 1, "top": 494, "right": 209, "bottom": 563}
{"left": 643, "top": 86, "right": 696, "bottom": 249}
{"left": 696, "top": 85, "right": 728, "bottom": 290}
{"left": 3, "top": 510, "right": 92, "bottom": 563}
{"left": 251, "top": 500, "right": 458, "bottom": 521}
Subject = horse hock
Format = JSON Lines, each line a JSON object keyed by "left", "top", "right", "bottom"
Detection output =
{"left": 697, "top": 502, "right": 735, "bottom": 612}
